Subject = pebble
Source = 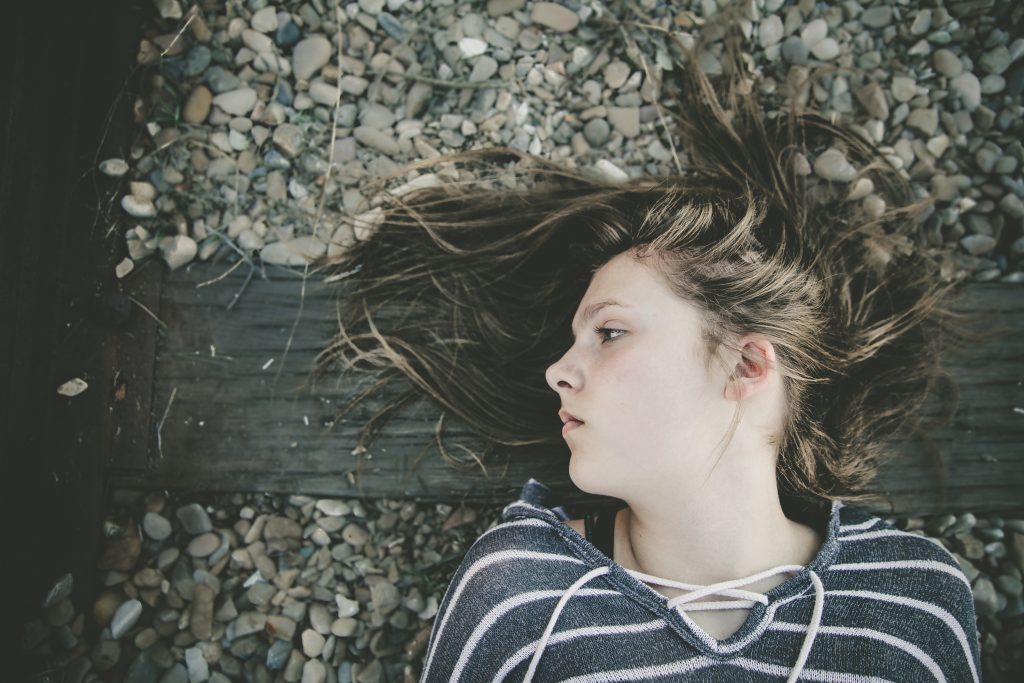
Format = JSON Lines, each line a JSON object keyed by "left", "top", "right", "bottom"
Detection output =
{"left": 891, "top": 76, "right": 916, "bottom": 103}
{"left": 800, "top": 19, "right": 828, "bottom": 47}
{"left": 780, "top": 36, "right": 808, "bottom": 65}
{"left": 161, "top": 235, "right": 197, "bottom": 271}
{"left": 758, "top": 15, "right": 783, "bottom": 48}
{"left": 121, "top": 194, "right": 157, "bottom": 218}
{"left": 185, "top": 646, "right": 210, "bottom": 682}
{"left": 273, "top": 124, "right": 305, "bottom": 159}
{"left": 187, "top": 532, "right": 220, "bottom": 558}
{"left": 906, "top": 108, "right": 939, "bottom": 136}
{"left": 99, "top": 158, "right": 129, "bottom": 177}
{"left": 212, "top": 88, "right": 257, "bottom": 116}
{"left": 335, "top": 594, "right": 360, "bottom": 618}
{"left": 353, "top": 126, "right": 399, "bottom": 157}
{"left": 810, "top": 38, "right": 839, "bottom": 61}
{"left": 251, "top": 6, "right": 278, "bottom": 33}
{"left": 607, "top": 106, "right": 639, "bottom": 138}
{"left": 301, "top": 659, "right": 326, "bottom": 683}
{"left": 583, "top": 118, "right": 610, "bottom": 146}
{"left": 316, "top": 499, "right": 350, "bottom": 517}
{"left": 110, "top": 599, "right": 142, "bottom": 639}
{"left": 470, "top": 56, "right": 499, "bottom": 83}
{"left": 292, "top": 36, "right": 332, "bottom": 81}
{"left": 458, "top": 38, "right": 488, "bottom": 58}
{"left": 933, "top": 49, "right": 963, "bottom": 78}
{"left": 183, "top": 86, "right": 213, "bottom": 124}
{"left": 604, "top": 61, "right": 630, "bottom": 89}
{"left": 302, "top": 629, "right": 325, "bottom": 657}
{"left": 951, "top": 73, "right": 982, "bottom": 111}
{"left": 860, "top": 7, "right": 892, "bottom": 29}
{"left": 814, "top": 148, "right": 857, "bottom": 182}
{"left": 530, "top": 2, "right": 579, "bottom": 32}
{"left": 260, "top": 236, "right": 327, "bottom": 266}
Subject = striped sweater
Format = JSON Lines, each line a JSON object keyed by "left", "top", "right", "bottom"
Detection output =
{"left": 420, "top": 479, "right": 981, "bottom": 682}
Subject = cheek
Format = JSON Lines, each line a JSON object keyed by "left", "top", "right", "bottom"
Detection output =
{"left": 602, "top": 350, "right": 688, "bottom": 430}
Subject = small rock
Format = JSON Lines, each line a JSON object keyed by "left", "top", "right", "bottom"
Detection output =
{"left": 973, "top": 577, "right": 999, "bottom": 616}
{"left": 231, "top": 612, "right": 267, "bottom": 638}
{"left": 891, "top": 76, "right": 916, "bottom": 102}
{"left": 266, "top": 615, "right": 297, "bottom": 641}
{"left": 92, "top": 640, "right": 122, "bottom": 671}
{"left": 340, "top": 76, "right": 369, "bottom": 95}
{"left": 801, "top": 19, "right": 828, "bottom": 47}
{"left": 906, "top": 108, "right": 939, "bottom": 136}
{"left": 212, "top": 88, "right": 257, "bottom": 116}
{"left": 42, "top": 574, "right": 74, "bottom": 609}
{"left": 99, "top": 158, "right": 129, "bottom": 177}
{"left": 960, "top": 234, "right": 997, "bottom": 256}
{"left": 316, "top": 499, "right": 350, "bottom": 516}
{"left": 183, "top": 86, "right": 213, "bottom": 124}
{"left": 57, "top": 378, "right": 88, "bottom": 397}
{"left": 176, "top": 503, "right": 212, "bottom": 534}
{"left": 780, "top": 36, "right": 808, "bottom": 65}
{"left": 121, "top": 194, "right": 157, "bottom": 218}
{"left": 261, "top": 237, "right": 327, "bottom": 266}
{"left": 593, "top": 159, "right": 629, "bottom": 183}
{"left": 187, "top": 532, "right": 220, "bottom": 558}
{"left": 458, "top": 37, "right": 488, "bottom": 58}
{"left": 860, "top": 6, "right": 892, "bottom": 28}
{"left": 933, "top": 49, "right": 963, "bottom": 78}
{"left": 110, "top": 599, "right": 142, "bottom": 639}
{"left": 251, "top": 6, "right": 278, "bottom": 32}
{"left": 335, "top": 594, "right": 360, "bottom": 618}
{"left": 607, "top": 106, "right": 639, "bottom": 138}
{"left": 301, "top": 659, "right": 326, "bottom": 683}
{"left": 814, "top": 148, "right": 857, "bottom": 182}
{"left": 583, "top": 118, "right": 610, "bottom": 146}
{"left": 353, "top": 126, "right": 399, "bottom": 156}
{"left": 331, "top": 617, "right": 358, "bottom": 637}
{"left": 160, "top": 235, "right": 197, "bottom": 271}
{"left": 273, "top": 124, "right": 305, "bottom": 159}
{"left": 309, "top": 81, "right": 339, "bottom": 106}
{"left": 185, "top": 646, "right": 210, "bottom": 682}
{"left": 758, "top": 15, "right": 783, "bottom": 48}
{"left": 45, "top": 597, "right": 75, "bottom": 626}
{"left": 980, "top": 46, "right": 1012, "bottom": 75}
{"left": 530, "top": 2, "right": 579, "bottom": 32}
{"left": 810, "top": 38, "right": 839, "bottom": 61}
{"left": 302, "top": 629, "right": 326, "bottom": 657}
{"left": 469, "top": 56, "right": 499, "bottom": 83}
{"left": 604, "top": 60, "right": 630, "bottom": 89}
{"left": 951, "top": 73, "right": 982, "bottom": 111}
{"left": 342, "top": 523, "right": 369, "bottom": 547}
{"left": 293, "top": 36, "right": 332, "bottom": 81}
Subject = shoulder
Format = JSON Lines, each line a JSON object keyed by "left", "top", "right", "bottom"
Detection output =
{"left": 827, "top": 504, "right": 981, "bottom": 680}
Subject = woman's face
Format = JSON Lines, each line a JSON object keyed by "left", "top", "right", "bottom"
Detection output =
{"left": 544, "top": 252, "right": 734, "bottom": 500}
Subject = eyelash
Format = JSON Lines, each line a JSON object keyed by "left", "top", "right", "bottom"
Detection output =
{"left": 594, "top": 326, "right": 625, "bottom": 343}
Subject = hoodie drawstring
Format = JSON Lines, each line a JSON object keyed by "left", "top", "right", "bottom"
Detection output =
{"left": 523, "top": 565, "right": 825, "bottom": 683}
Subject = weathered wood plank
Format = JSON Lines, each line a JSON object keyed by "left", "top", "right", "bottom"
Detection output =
{"left": 106, "top": 262, "right": 1024, "bottom": 516}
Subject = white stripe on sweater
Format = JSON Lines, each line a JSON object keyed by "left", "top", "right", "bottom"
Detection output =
{"left": 420, "top": 522, "right": 582, "bottom": 680}
{"left": 818, "top": 590, "right": 978, "bottom": 683}
{"left": 770, "top": 621, "right": 946, "bottom": 682}
{"left": 494, "top": 620, "right": 667, "bottom": 683}
{"left": 830, "top": 560, "right": 970, "bottom": 589}
{"left": 839, "top": 518, "right": 883, "bottom": 532}
{"left": 555, "top": 655, "right": 893, "bottom": 683}
{"left": 450, "top": 588, "right": 621, "bottom": 683}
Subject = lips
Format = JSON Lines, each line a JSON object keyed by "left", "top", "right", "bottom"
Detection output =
{"left": 558, "top": 409, "right": 584, "bottom": 436}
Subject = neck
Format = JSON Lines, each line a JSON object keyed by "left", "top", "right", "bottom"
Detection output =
{"left": 616, "top": 456, "right": 821, "bottom": 593}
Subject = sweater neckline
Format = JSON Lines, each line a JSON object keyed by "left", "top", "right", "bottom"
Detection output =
{"left": 504, "top": 479, "right": 843, "bottom": 656}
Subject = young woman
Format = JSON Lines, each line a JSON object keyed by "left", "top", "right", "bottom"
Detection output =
{"left": 314, "top": 11, "right": 996, "bottom": 682}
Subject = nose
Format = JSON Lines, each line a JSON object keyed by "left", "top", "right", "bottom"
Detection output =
{"left": 545, "top": 350, "right": 579, "bottom": 394}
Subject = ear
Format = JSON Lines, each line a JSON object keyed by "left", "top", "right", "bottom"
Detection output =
{"left": 723, "top": 336, "right": 776, "bottom": 401}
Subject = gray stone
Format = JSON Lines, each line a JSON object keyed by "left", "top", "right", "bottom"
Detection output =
{"left": 99, "top": 159, "right": 129, "bottom": 177}
{"left": 160, "top": 663, "right": 189, "bottom": 683}
{"left": 972, "top": 576, "right": 999, "bottom": 616}
{"left": 583, "top": 118, "right": 610, "bottom": 146}
{"left": 906, "top": 108, "right": 939, "bottom": 136}
{"left": 999, "top": 193, "right": 1024, "bottom": 218}
{"left": 302, "top": 659, "right": 327, "bottom": 683}
{"left": 530, "top": 2, "right": 579, "bottom": 32}
{"left": 121, "top": 194, "right": 157, "bottom": 218}
{"left": 302, "top": 629, "right": 326, "bottom": 657}
{"left": 176, "top": 505, "right": 211, "bottom": 536}
{"left": 267, "top": 640, "right": 293, "bottom": 670}
{"left": 264, "top": 516, "right": 303, "bottom": 540}
{"left": 187, "top": 532, "right": 220, "bottom": 558}
{"left": 980, "top": 46, "right": 1012, "bottom": 75}
{"left": 607, "top": 106, "right": 639, "bottom": 138}
{"left": 758, "top": 15, "right": 783, "bottom": 48}
{"left": 42, "top": 573, "right": 74, "bottom": 609}
{"left": 251, "top": 6, "right": 278, "bottom": 32}
{"left": 781, "top": 36, "right": 808, "bottom": 65}
{"left": 185, "top": 646, "right": 210, "bottom": 682}
{"left": 933, "top": 49, "right": 963, "bottom": 78}
{"left": 960, "top": 235, "right": 997, "bottom": 256}
{"left": 891, "top": 76, "right": 916, "bottom": 103}
{"left": 340, "top": 75, "right": 369, "bottom": 95}
{"left": 293, "top": 36, "right": 332, "bottom": 81}
{"left": 231, "top": 612, "right": 267, "bottom": 638}
{"left": 353, "top": 126, "right": 399, "bottom": 156}
{"left": 212, "top": 88, "right": 257, "bottom": 116}
{"left": 110, "top": 599, "right": 142, "bottom": 639}
{"left": 143, "top": 512, "right": 173, "bottom": 541}
{"left": 810, "top": 38, "right": 839, "bottom": 61}
{"left": 273, "top": 124, "right": 305, "bottom": 159}
{"left": 952, "top": 73, "right": 982, "bottom": 111}
{"left": 860, "top": 7, "right": 892, "bottom": 29}
{"left": 469, "top": 56, "right": 499, "bottom": 83}
{"left": 801, "top": 19, "right": 828, "bottom": 47}
{"left": 814, "top": 148, "right": 857, "bottom": 182}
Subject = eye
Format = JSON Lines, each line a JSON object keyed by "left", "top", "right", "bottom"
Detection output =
{"left": 594, "top": 326, "right": 625, "bottom": 343}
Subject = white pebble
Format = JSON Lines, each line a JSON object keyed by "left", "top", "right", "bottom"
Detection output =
{"left": 458, "top": 37, "right": 488, "bottom": 58}
{"left": 121, "top": 195, "right": 157, "bottom": 218}
{"left": 98, "top": 158, "right": 129, "bottom": 177}
{"left": 110, "top": 599, "right": 142, "bottom": 639}
{"left": 57, "top": 378, "right": 88, "bottom": 397}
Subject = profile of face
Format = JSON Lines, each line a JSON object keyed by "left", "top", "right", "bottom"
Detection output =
{"left": 544, "top": 251, "right": 749, "bottom": 502}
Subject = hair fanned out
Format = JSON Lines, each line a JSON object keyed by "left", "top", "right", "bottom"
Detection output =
{"left": 310, "top": 6, "right": 1004, "bottom": 506}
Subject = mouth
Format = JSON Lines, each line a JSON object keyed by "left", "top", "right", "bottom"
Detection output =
{"left": 558, "top": 409, "right": 585, "bottom": 436}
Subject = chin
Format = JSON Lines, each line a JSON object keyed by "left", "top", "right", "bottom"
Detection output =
{"left": 568, "top": 453, "right": 607, "bottom": 496}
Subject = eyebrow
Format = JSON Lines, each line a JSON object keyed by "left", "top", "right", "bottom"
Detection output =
{"left": 571, "top": 299, "right": 630, "bottom": 338}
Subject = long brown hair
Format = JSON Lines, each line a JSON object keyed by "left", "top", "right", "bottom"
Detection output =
{"left": 309, "top": 7, "right": 1007, "bottom": 506}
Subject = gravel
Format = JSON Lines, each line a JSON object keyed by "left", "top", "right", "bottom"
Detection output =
{"left": 18, "top": 490, "right": 1024, "bottom": 681}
